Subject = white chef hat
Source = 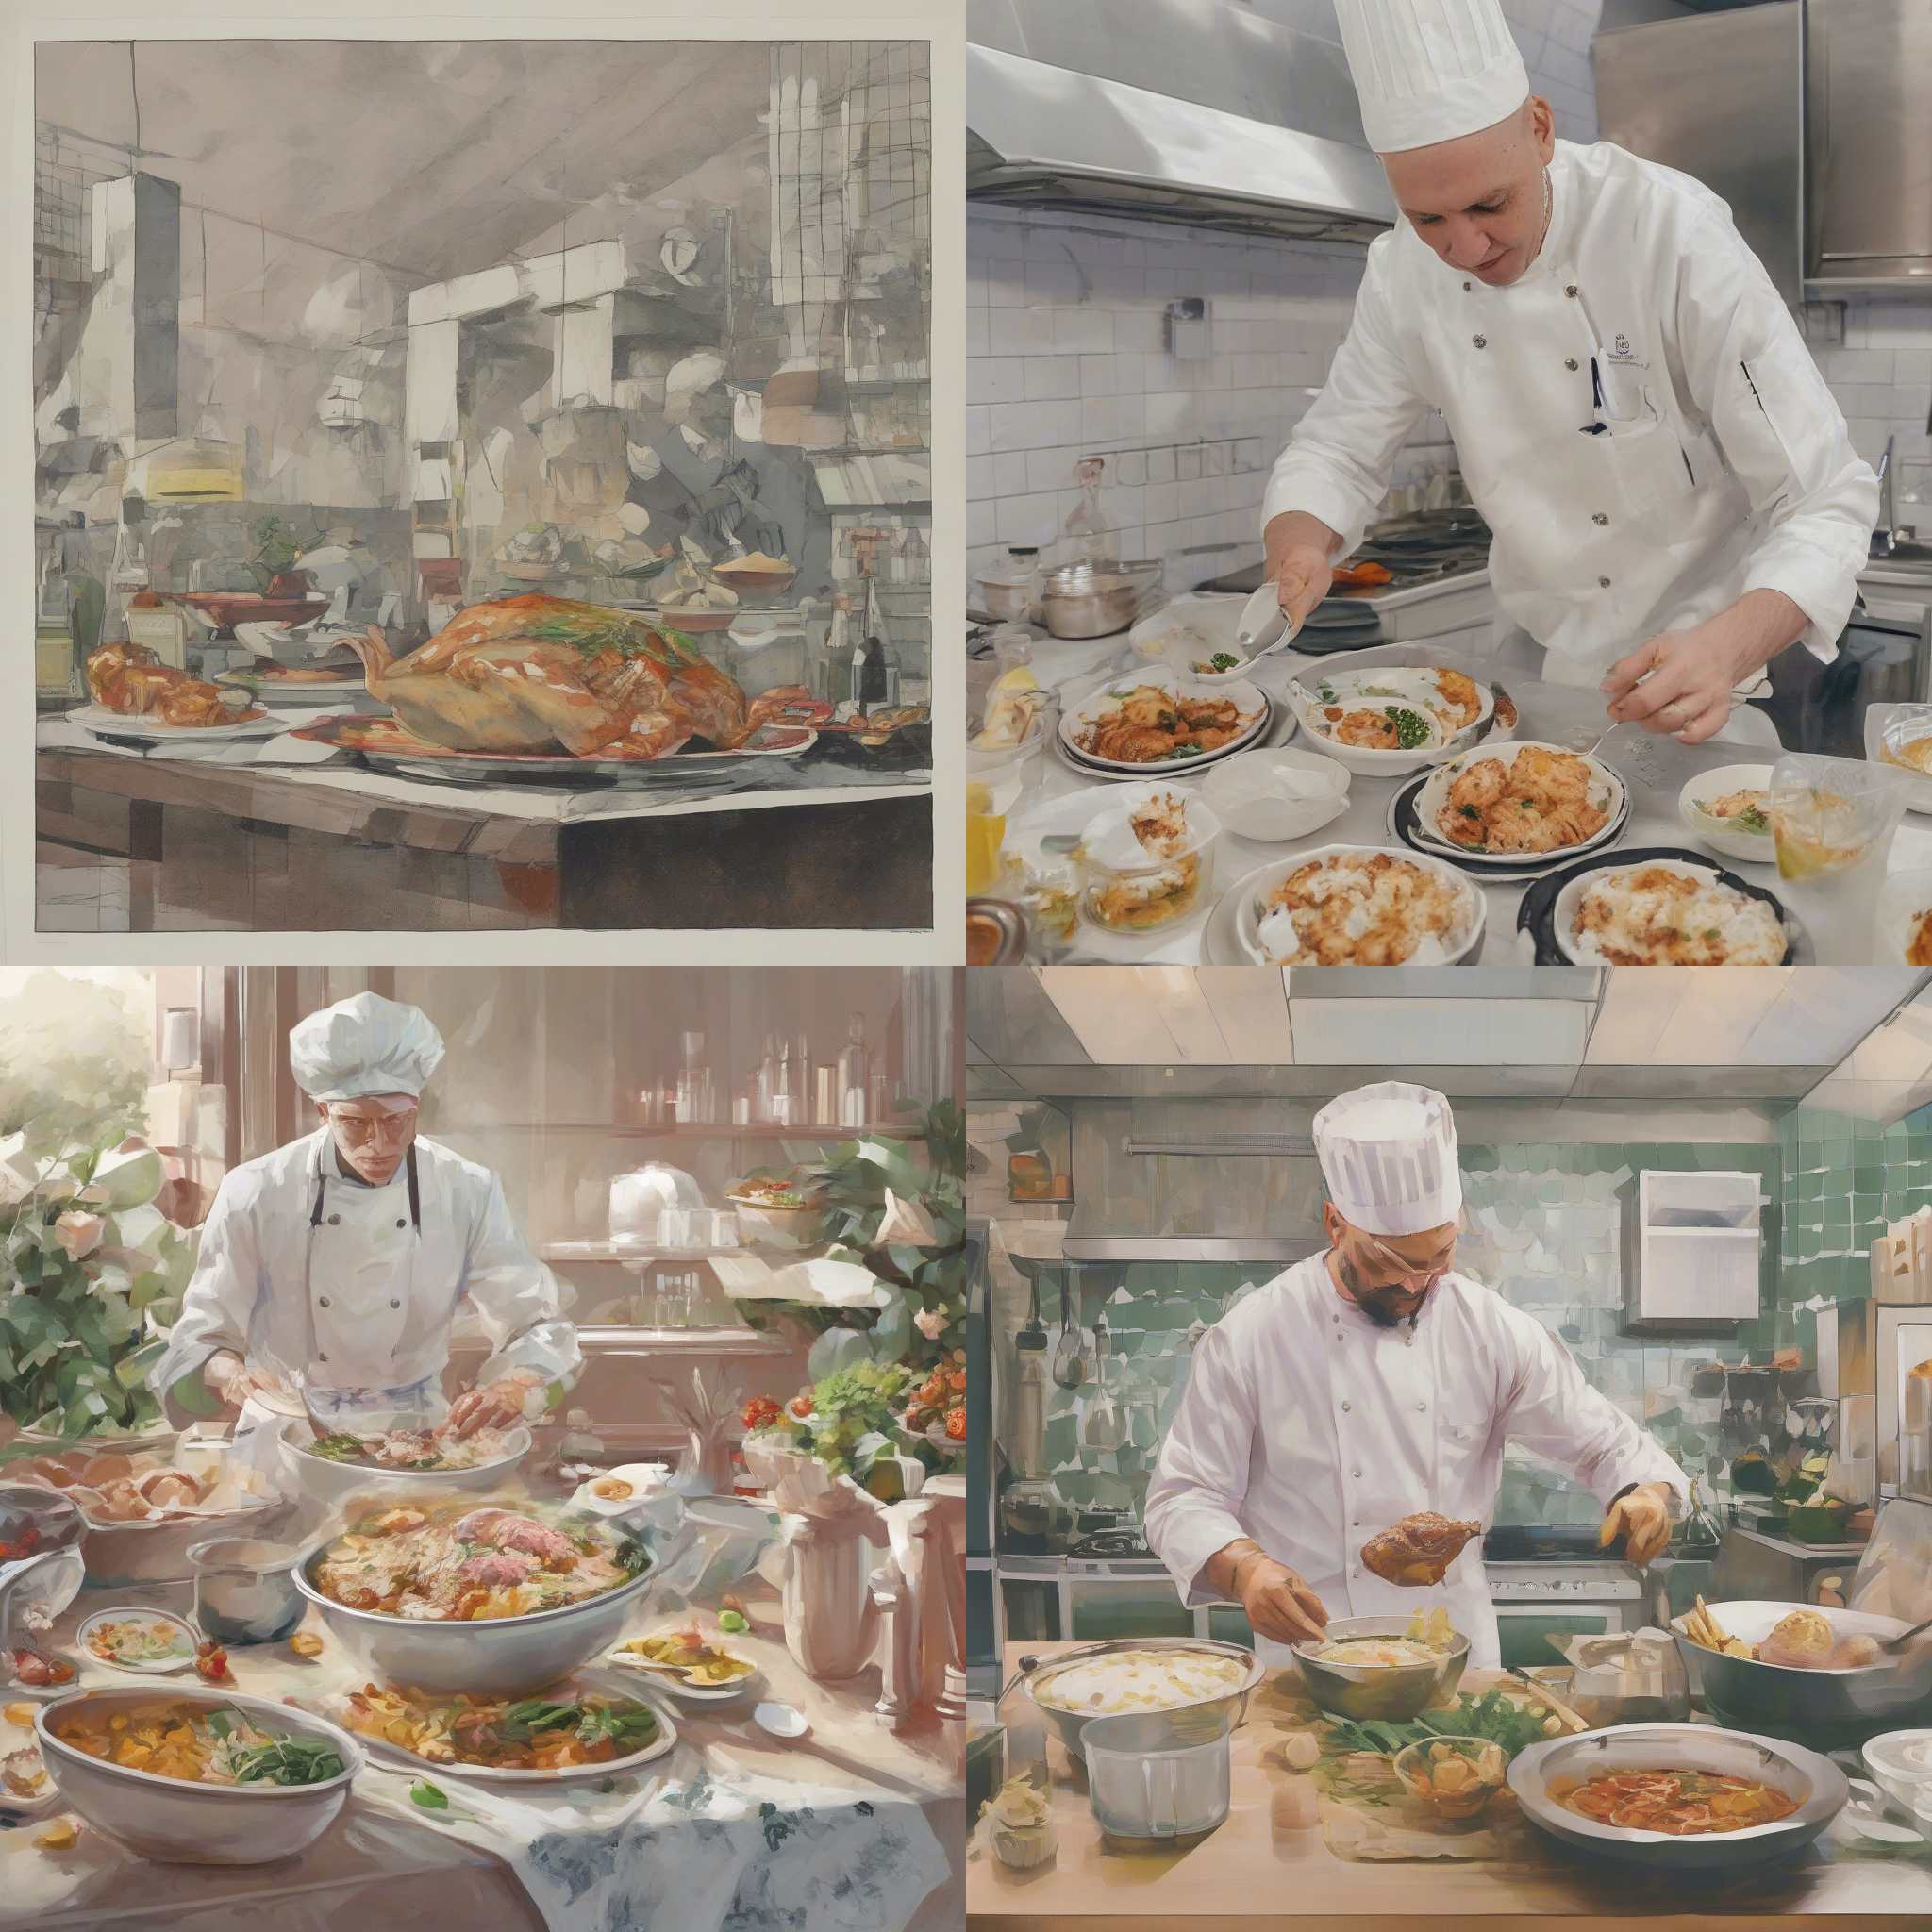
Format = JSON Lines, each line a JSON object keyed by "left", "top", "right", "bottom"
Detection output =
{"left": 1313, "top": 1081, "right": 1462, "bottom": 1238}
{"left": 1335, "top": 0, "right": 1530, "bottom": 155}
{"left": 289, "top": 992, "right": 444, "bottom": 1102}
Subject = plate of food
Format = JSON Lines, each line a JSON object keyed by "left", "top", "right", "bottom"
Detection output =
{"left": 216, "top": 660, "right": 380, "bottom": 712}
{"left": 1228, "top": 845, "right": 1486, "bottom": 967}
{"left": 1074, "top": 785, "right": 1221, "bottom": 941}
{"left": 725, "top": 1174, "right": 825, "bottom": 1245}
{"left": 609, "top": 1628, "right": 763, "bottom": 1703}
{"left": 1876, "top": 868, "right": 1932, "bottom": 967}
{"left": 77, "top": 1607, "right": 200, "bottom": 1675}
{"left": 1520, "top": 850, "right": 1801, "bottom": 966}
{"left": 1288, "top": 665, "right": 1496, "bottom": 775}
{"left": 1678, "top": 764, "right": 1776, "bottom": 864}
{"left": 329, "top": 1677, "right": 675, "bottom": 1785}
{"left": 1414, "top": 742, "right": 1626, "bottom": 864}
{"left": 277, "top": 1418, "right": 531, "bottom": 1506}
{"left": 1868, "top": 702, "right": 1932, "bottom": 816}
{"left": 1059, "top": 673, "right": 1272, "bottom": 775}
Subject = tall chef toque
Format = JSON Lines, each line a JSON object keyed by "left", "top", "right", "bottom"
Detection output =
{"left": 289, "top": 992, "right": 445, "bottom": 1102}
{"left": 1313, "top": 1081, "right": 1462, "bottom": 1238}
{"left": 1334, "top": 0, "right": 1531, "bottom": 155}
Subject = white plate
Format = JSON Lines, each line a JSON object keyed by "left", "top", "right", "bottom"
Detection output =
{"left": 605, "top": 1643, "right": 765, "bottom": 1705}
{"left": 1867, "top": 704, "right": 1932, "bottom": 816}
{"left": 216, "top": 670, "right": 375, "bottom": 713}
{"left": 1288, "top": 665, "right": 1494, "bottom": 776}
{"left": 1059, "top": 671, "right": 1271, "bottom": 775}
{"left": 325, "top": 1675, "right": 676, "bottom": 1787}
{"left": 1677, "top": 763, "right": 1776, "bottom": 864}
{"left": 1389, "top": 774, "right": 1631, "bottom": 882}
{"left": 1227, "top": 844, "right": 1486, "bottom": 968}
{"left": 1875, "top": 867, "right": 1932, "bottom": 966}
{"left": 1414, "top": 741, "right": 1626, "bottom": 863}
{"left": 1201, "top": 747, "right": 1351, "bottom": 842}
{"left": 1553, "top": 858, "right": 1793, "bottom": 966}
{"left": 75, "top": 1606, "right": 199, "bottom": 1674}
{"left": 68, "top": 704, "right": 287, "bottom": 748}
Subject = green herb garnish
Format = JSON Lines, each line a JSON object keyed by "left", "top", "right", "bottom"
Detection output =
{"left": 1385, "top": 707, "right": 1431, "bottom": 751}
{"left": 1204, "top": 653, "right": 1238, "bottom": 673}
{"left": 410, "top": 1778, "right": 449, "bottom": 1809}
{"left": 228, "top": 1732, "right": 345, "bottom": 1787}
{"left": 308, "top": 1433, "right": 368, "bottom": 1463}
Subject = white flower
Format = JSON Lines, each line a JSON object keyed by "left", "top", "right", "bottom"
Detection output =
{"left": 52, "top": 1211, "right": 106, "bottom": 1261}
{"left": 914, "top": 1307, "right": 948, "bottom": 1341}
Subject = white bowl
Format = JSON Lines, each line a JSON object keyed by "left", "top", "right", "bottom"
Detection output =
{"left": 1415, "top": 741, "right": 1626, "bottom": 861}
{"left": 1866, "top": 703, "right": 1932, "bottom": 815}
{"left": 1201, "top": 748, "right": 1351, "bottom": 841}
{"left": 1289, "top": 665, "right": 1493, "bottom": 777}
{"left": 1862, "top": 1730, "right": 1932, "bottom": 1815}
{"left": 1231, "top": 843, "right": 1486, "bottom": 968}
{"left": 275, "top": 1417, "right": 532, "bottom": 1507}
{"left": 1554, "top": 858, "right": 1791, "bottom": 966}
{"left": 1060, "top": 671, "right": 1270, "bottom": 774}
{"left": 35, "top": 1685, "right": 364, "bottom": 1865}
{"left": 1875, "top": 866, "right": 1932, "bottom": 966}
{"left": 1678, "top": 763, "right": 1776, "bottom": 864}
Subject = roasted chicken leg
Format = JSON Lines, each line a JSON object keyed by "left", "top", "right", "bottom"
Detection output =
{"left": 1360, "top": 1512, "right": 1482, "bottom": 1588}
{"left": 86, "top": 641, "right": 259, "bottom": 727}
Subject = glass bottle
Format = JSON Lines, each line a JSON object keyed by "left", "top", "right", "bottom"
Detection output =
{"left": 1058, "top": 457, "right": 1116, "bottom": 570}
{"left": 675, "top": 1031, "right": 709, "bottom": 1124}
{"left": 839, "top": 1012, "right": 871, "bottom": 1125}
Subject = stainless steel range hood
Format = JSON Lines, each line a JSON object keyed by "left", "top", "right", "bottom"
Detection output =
{"left": 967, "top": 1, "right": 1394, "bottom": 244}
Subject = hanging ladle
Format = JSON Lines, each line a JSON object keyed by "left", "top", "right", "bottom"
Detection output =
{"left": 1052, "top": 1269, "right": 1086, "bottom": 1391}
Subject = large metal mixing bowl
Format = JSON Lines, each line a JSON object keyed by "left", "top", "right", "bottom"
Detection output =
{"left": 1508, "top": 1722, "right": 1846, "bottom": 1870}
{"left": 1289, "top": 1615, "right": 1471, "bottom": 1722}
{"left": 1669, "top": 1600, "right": 1932, "bottom": 1730}
{"left": 1024, "top": 1639, "right": 1263, "bottom": 1761}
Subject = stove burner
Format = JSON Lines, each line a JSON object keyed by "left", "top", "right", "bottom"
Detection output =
{"left": 1482, "top": 1524, "right": 1610, "bottom": 1561}
{"left": 1070, "top": 1527, "right": 1153, "bottom": 1559}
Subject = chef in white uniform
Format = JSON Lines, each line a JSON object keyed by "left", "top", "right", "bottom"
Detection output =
{"left": 1263, "top": 0, "right": 1878, "bottom": 748}
{"left": 150, "top": 992, "right": 581, "bottom": 1464}
{"left": 1143, "top": 1082, "right": 1686, "bottom": 1669}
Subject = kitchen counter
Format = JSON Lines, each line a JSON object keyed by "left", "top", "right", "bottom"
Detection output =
{"left": 4, "top": 1574, "right": 961, "bottom": 1932}
{"left": 981, "top": 635, "right": 1932, "bottom": 965}
{"left": 36, "top": 721, "right": 931, "bottom": 930}
{"left": 967, "top": 1642, "right": 1931, "bottom": 1930}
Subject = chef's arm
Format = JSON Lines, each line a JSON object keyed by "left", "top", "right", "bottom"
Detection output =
{"left": 1259, "top": 249, "right": 1432, "bottom": 571}
{"left": 1675, "top": 211, "right": 1879, "bottom": 661}
{"left": 453, "top": 1174, "right": 584, "bottom": 1426}
{"left": 147, "top": 1176, "right": 263, "bottom": 1423}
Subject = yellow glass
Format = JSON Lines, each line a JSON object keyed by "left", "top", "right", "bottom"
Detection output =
{"left": 966, "top": 781, "right": 1007, "bottom": 897}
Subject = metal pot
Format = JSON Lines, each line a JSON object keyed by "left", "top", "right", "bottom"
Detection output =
{"left": 1039, "top": 562, "right": 1140, "bottom": 640}
{"left": 189, "top": 1535, "right": 308, "bottom": 1647}
{"left": 1288, "top": 1615, "right": 1471, "bottom": 1722}
{"left": 1024, "top": 1638, "right": 1263, "bottom": 1761}
{"left": 1085, "top": 1703, "right": 1235, "bottom": 1840}
{"left": 1669, "top": 1600, "right": 1932, "bottom": 1729}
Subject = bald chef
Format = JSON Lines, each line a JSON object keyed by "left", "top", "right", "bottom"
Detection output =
{"left": 151, "top": 992, "right": 581, "bottom": 1463}
{"left": 1144, "top": 1083, "right": 1686, "bottom": 1668}
{"left": 1265, "top": 0, "right": 1877, "bottom": 748}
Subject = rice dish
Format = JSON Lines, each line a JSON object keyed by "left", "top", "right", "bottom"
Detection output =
{"left": 1253, "top": 852, "right": 1469, "bottom": 965}
{"left": 1033, "top": 1647, "right": 1250, "bottom": 1716}
{"left": 1569, "top": 865, "right": 1785, "bottom": 965}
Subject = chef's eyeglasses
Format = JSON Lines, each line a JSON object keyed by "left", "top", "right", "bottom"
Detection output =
{"left": 1354, "top": 1212, "right": 1467, "bottom": 1290}
{"left": 326, "top": 1105, "right": 419, "bottom": 1146}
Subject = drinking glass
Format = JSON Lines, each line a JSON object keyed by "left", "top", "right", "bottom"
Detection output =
{"left": 1768, "top": 755, "right": 1909, "bottom": 964}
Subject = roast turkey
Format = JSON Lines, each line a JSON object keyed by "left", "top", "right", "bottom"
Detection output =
{"left": 341, "top": 595, "right": 805, "bottom": 759}
{"left": 86, "top": 641, "right": 261, "bottom": 728}
{"left": 1360, "top": 1512, "right": 1483, "bottom": 1588}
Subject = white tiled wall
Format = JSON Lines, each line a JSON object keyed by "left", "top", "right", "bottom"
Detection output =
{"left": 1805, "top": 299, "right": 1932, "bottom": 522}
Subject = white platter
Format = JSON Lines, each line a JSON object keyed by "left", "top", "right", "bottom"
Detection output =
{"left": 1058, "top": 671, "right": 1271, "bottom": 775}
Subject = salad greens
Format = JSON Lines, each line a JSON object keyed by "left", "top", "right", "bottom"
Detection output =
{"left": 1323, "top": 1688, "right": 1555, "bottom": 1762}
{"left": 495, "top": 1697, "right": 658, "bottom": 1752}
{"left": 206, "top": 1710, "right": 344, "bottom": 1786}
{"left": 410, "top": 1778, "right": 449, "bottom": 1809}
{"left": 308, "top": 1433, "right": 371, "bottom": 1463}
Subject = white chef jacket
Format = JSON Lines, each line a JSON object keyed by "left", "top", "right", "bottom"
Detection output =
{"left": 1262, "top": 140, "right": 1878, "bottom": 689}
{"left": 150, "top": 1127, "right": 581, "bottom": 1423}
{"left": 1142, "top": 1256, "right": 1688, "bottom": 1669}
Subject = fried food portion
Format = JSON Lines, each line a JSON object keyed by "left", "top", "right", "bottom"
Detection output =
{"left": 1255, "top": 852, "right": 1467, "bottom": 966}
{"left": 1324, "top": 707, "right": 1405, "bottom": 749}
{"left": 1909, "top": 908, "right": 1932, "bottom": 968}
{"left": 86, "top": 641, "right": 263, "bottom": 728}
{"left": 1570, "top": 865, "right": 1786, "bottom": 966}
{"left": 1361, "top": 1512, "right": 1483, "bottom": 1587}
{"left": 1432, "top": 669, "right": 1482, "bottom": 731}
{"left": 1077, "top": 684, "right": 1258, "bottom": 763}
{"left": 1438, "top": 746, "right": 1607, "bottom": 854}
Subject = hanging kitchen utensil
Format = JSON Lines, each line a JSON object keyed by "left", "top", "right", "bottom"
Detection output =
{"left": 1080, "top": 1316, "right": 1125, "bottom": 1453}
{"left": 1052, "top": 1269, "right": 1086, "bottom": 1391}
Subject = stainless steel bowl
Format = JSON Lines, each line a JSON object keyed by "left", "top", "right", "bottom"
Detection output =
{"left": 275, "top": 1416, "right": 533, "bottom": 1508}
{"left": 1669, "top": 1600, "right": 1932, "bottom": 1729}
{"left": 291, "top": 1505, "right": 658, "bottom": 1696}
{"left": 1508, "top": 1722, "right": 1847, "bottom": 1870}
{"left": 1288, "top": 1616, "right": 1471, "bottom": 1722}
{"left": 1024, "top": 1639, "right": 1263, "bottom": 1761}
{"left": 1040, "top": 562, "right": 1140, "bottom": 640}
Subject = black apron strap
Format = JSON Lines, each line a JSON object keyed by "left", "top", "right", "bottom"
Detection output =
{"left": 310, "top": 1165, "right": 326, "bottom": 1226}
{"left": 406, "top": 1143, "right": 422, "bottom": 1234}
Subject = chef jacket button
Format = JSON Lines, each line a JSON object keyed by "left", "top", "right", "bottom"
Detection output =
{"left": 1592, "top": 512, "right": 1609, "bottom": 526}
{"left": 1599, "top": 575, "right": 1612, "bottom": 588}
{"left": 317, "top": 1352, "right": 328, "bottom": 1363}
{"left": 1462, "top": 280, "right": 1472, "bottom": 291}
{"left": 396, "top": 1218, "right": 407, "bottom": 1228}
{"left": 328, "top": 1213, "right": 341, "bottom": 1226}
{"left": 1352, "top": 1517, "right": 1360, "bottom": 1526}
{"left": 390, "top": 1299, "right": 401, "bottom": 1309}
{"left": 1565, "top": 358, "right": 1578, "bottom": 371}
{"left": 318, "top": 1296, "right": 331, "bottom": 1308}
{"left": 1566, "top": 284, "right": 1579, "bottom": 297}
{"left": 1418, "top": 1401, "right": 1427, "bottom": 1412}
{"left": 1351, "top": 1468, "right": 1361, "bottom": 1480}
{"left": 1473, "top": 335, "right": 1487, "bottom": 349}
{"left": 1341, "top": 1400, "right": 1352, "bottom": 1411}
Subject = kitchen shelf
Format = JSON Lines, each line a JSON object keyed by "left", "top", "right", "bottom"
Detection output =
{"left": 575, "top": 1324, "right": 791, "bottom": 1357}
{"left": 607, "top": 1123, "right": 929, "bottom": 1141}
{"left": 542, "top": 1241, "right": 746, "bottom": 1264}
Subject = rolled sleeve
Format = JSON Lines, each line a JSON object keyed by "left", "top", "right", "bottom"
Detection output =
{"left": 1260, "top": 244, "right": 1431, "bottom": 558}
{"left": 1143, "top": 1322, "right": 1258, "bottom": 1608}
{"left": 148, "top": 1175, "right": 261, "bottom": 1410}
{"left": 1676, "top": 213, "right": 1878, "bottom": 659}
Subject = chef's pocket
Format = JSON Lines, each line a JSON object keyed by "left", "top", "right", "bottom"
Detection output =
{"left": 1597, "top": 403, "right": 1697, "bottom": 525}
{"left": 1437, "top": 1404, "right": 1495, "bottom": 1487}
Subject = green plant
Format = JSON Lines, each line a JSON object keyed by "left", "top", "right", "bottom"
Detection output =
{"left": 251, "top": 514, "right": 302, "bottom": 579}
{"left": 0, "top": 974, "right": 193, "bottom": 1442}
{"left": 745, "top": 1359, "right": 921, "bottom": 1485}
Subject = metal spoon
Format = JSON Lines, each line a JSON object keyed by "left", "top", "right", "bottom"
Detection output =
{"left": 1877, "top": 1613, "right": 1932, "bottom": 1657}
{"left": 1052, "top": 1272, "right": 1086, "bottom": 1390}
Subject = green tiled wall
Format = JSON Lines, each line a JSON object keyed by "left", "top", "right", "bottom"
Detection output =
{"left": 1775, "top": 1106, "right": 1932, "bottom": 1309}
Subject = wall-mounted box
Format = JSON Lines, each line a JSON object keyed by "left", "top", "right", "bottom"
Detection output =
{"left": 1623, "top": 1169, "right": 1765, "bottom": 1333}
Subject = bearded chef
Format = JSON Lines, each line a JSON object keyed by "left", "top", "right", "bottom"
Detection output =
{"left": 1143, "top": 1082, "right": 1686, "bottom": 1669}
{"left": 150, "top": 992, "right": 581, "bottom": 1463}
{"left": 1263, "top": 0, "right": 1877, "bottom": 748}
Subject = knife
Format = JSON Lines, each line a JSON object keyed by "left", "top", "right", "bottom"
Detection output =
{"left": 1236, "top": 580, "right": 1298, "bottom": 658}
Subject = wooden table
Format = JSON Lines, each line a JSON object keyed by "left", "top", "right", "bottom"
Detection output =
{"left": 36, "top": 732, "right": 932, "bottom": 931}
{"left": 968, "top": 1643, "right": 1932, "bottom": 1930}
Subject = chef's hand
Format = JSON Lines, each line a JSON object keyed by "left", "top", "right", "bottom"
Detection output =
{"left": 446, "top": 1372, "right": 541, "bottom": 1439}
{"left": 1263, "top": 510, "right": 1341, "bottom": 630}
{"left": 203, "top": 1350, "right": 255, "bottom": 1412}
{"left": 1600, "top": 1483, "right": 1674, "bottom": 1566}
{"left": 1601, "top": 591, "right": 1808, "bottom": 745}
{"left": 1234, "top": 1551, "right": 1331, "bottom": 1646}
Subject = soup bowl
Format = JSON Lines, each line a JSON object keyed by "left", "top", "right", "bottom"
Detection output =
{"left": 1289, "top": 1615, "right": 1470, "bottom": 1722}
{"left": 1508, "top": 1722, "right": 1846, "bottom": 1869}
